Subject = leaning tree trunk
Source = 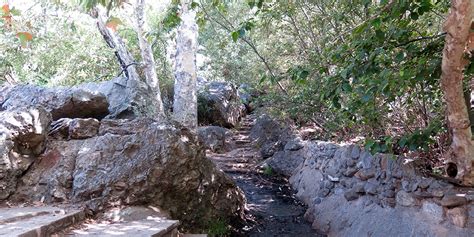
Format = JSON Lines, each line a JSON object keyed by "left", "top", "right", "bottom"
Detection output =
{"left": 95, "top": 8, "right": 140, "bottom": 84}
{"left": 173, "top": 0, "right": 198, "bottom": 130}
{"left": 134, "top": 0, "right": 165, "bottom": 118}
{"left": 440, "top": 0, "right": 474, "bottom": 185}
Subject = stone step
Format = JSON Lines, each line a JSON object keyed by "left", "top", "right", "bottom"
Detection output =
{"left": 63, "top": 206, "right": 179, "bottom": 237}
{"left": 0, "top": 206, "right": 85, "bottom": 237}
{"left": 66, "top": 219, "right": 179, "bottom": 237}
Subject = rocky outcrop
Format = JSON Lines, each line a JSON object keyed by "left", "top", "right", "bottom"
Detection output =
{"left": 197, "top": 126, "right": 235, "bottom": 153}
{"left": 251, "top": 115, "right": 474, "bottom": 235}
{"left": 0, "top": 86, "right": 109, "bottom": 120}
{"left": 8, "top": 117, "right": 245, "bottom": 232}
{"left": 0, "top": 108, "right": 52, "bottom": 199}
{"left": 80, "top": 76, "right": 159, "bottom": 119}
{"left": 197, "top": 82, "right": 246, "bottom": 128}
{"left": 0, "top": 76, "right": 158, "bottom": 120}
{"left": 1, "top": 78, "right": 247, "bottom": 232}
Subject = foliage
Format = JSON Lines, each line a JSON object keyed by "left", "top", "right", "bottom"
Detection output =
{"left": 0, "top": 1, "right": 118, "bottom": 86}
{"left": 207, "top": 218, "right": 229, "bottom": 237}
{"left": 263, "top": 165, "right": 274, "bottom": 176}
{"left": 0, "top": 0, "right": 468, "bottom": 158}
{"left": 195, "top": 0, "right": 457, "bottom": 157}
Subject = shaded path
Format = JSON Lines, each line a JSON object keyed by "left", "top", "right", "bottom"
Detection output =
{"left": 207, "top": 115, "right": 324, "bottom": 237}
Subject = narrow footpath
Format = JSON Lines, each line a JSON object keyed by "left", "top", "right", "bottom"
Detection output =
{"left": 207, "top": 115, "right": 324, "bottom": 237}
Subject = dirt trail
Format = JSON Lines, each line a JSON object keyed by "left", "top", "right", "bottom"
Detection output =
{"left": 207, "top": 114, "right": 324, "bottom": 237}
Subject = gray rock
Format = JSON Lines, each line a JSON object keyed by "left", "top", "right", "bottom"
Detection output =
{"left": 440, "top": 195, "right": 468, "bottom": 208}
{"left": 69, "top": 118, "right": 100, "bottom": 139}
{"left": 266, "top": 149, "right": 305, "bottom": 177}
{"left": 350, "top": 146, "right": 361, "bottom": 159}
{"left": 447, "top": 207, "right": 468, "bottom": 228}
{"left": 197, "top": 82, "right": 245, "bottom": 128}
{"left": 318, "top": 188, "right": 331, "bottom": 197}
{"left": 197, "top": 126, "right": 234, "bottom": 153}
{"left": 430, "top": 189, "right": 445, "bottom": 198}
{"left": 355, "top": 168, "right": 376, "bottom": 181}
{"left": 401, "top": 179, "right": 418, "bottom": 192}
{"left": 11, "top": 119, "right": 245, "bottom": 231}
{"left": 418, "top": 178, "right": 432, "bottom": 189}
{"left": 0, "top": 108, "right": 52, "bottom": 200}
{"left": 346, "top": 159, "right": 356, "bottom": 167}
{"left": 284, "top": 138, "right": 304, "bottom": 151}
{"left": 382, "top": 197, "right": 396, "bottom": 208}
{"left": 413, "top": 191, "right": 434, "bottom": 199}
{"left": 323, "top": 180, "right": 335, "bottom": 189}
{"left": 81, "top": 76, "right": 158, "bottom": 119}
{"left": 396, "top": 190, "right": 416, "bottom": 207}
{"left": 250, "top": 114, "right": 293, "bottom": 149}
{"left": 261, "top": 141, "right": 284, "bottom": 158}
{"left": 353, "top": 183, "right": 366, "bottom": 193}
{"left": 1, "top": 85, "right": 109, "bottom": 120}
{"left": 343, "top": 167, "right": 358, "bottom": 177}
{"left": 382, "top": 189, "right": 395, "bottom": 198}
{"left": 344, "top": 190, "right": 359, "bottom": 201}
{"left": 364, "top": 182, "right": 378, "bottom": 195}
{"left": 357, "top": 151, "right": 373, "bottom": 169}
{"left": 422, "top": 201, "right": 444, "bottom": 223}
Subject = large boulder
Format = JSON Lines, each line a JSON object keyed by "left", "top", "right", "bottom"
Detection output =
{"left": 0, "top": 108, "right": 51, "bottom": 200}
{"left": 0, "top": 76, "right": 158, "bottom": 120}
{"left": 197, "top": 126, "right": 235, "bottom": 153}
{"left": 11, "top": 118, "right": 246, "bottom": 232}
{"left": 250, "top": 114, "right": 295, "bottom": 158}
{"left": 198, "top": 82, "right": 245, "bottom": 128}
{"left": 263, "top": 138, "right": 306, "bottom": 176}
{"left": 0, "top": 86, "right": 109, "bottom": 120}
{"left": 80, "top": 76, "right": 158, "bottom": 119}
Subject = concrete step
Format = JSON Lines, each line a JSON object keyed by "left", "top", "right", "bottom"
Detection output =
{"left": 0, "top": 206, "right": 85, "bottom": 237}
{"left": 63, "top": 206, "right": 179, "bottom": 237}
{"left": 67, "top": 219, "right": 179, "bottom": 237}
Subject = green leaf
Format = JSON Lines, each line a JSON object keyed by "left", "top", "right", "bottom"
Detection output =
{"left": 342, "top": 83, "right": 352, "bottom": 92}
{"left": 231, "top": 31, "right": 239, "bottom": 42}
{"left": 353, "top": 22, "right": 368, "bottom": 34}
{"left": 371, "top": 18, "right": 381, "bottom": 28}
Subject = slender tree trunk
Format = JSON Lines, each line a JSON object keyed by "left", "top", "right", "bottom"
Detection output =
{"left": 440, "top": 0, "right": 474, "bottom": 185}
{"left": 134, "top": 0, "right": 165, "bottom": 117}
{"left": 95, "top": 8, "right": 140, "bottom": 84}
{"left": 173, "top": 0, "right": 198, "bottom": 129}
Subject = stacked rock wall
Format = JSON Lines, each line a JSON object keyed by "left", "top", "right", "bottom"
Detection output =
{"left": 251, "top": 115, "right": 474, "bottom": 236}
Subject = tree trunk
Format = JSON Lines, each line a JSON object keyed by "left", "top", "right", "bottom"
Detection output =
{"left": 440, "top": 0, "right": 474, "bottom": 185}
{"left": 173, "top": 0, "right": 198, "bottom": 130}
{"left": 134, "top": 0, "right": 165, "bottom": 117}
{"left": 95, "top": 8, "right": 140, "bottom": 85}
